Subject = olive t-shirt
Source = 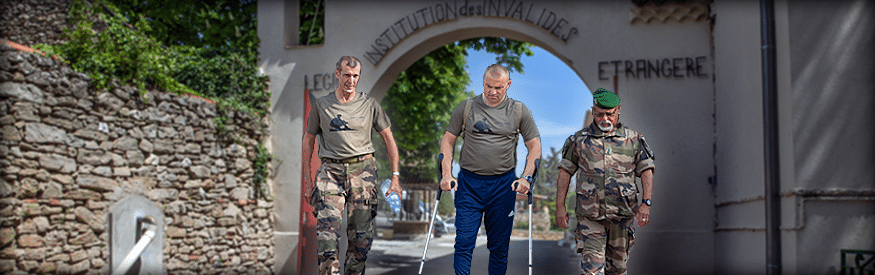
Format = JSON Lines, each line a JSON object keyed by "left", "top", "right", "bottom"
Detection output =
{"left": 307, "top": 92, "right": 391, "bottom": 160}
{"left": 446, "top": 95, "right": 540, "bottom": 175}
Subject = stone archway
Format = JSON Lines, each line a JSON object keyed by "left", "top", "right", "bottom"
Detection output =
{"left": 368, "top": 26, "right": 576, "bottom": 102}
{"left": 259, "top": 1, "right": 715, "bottom": 273}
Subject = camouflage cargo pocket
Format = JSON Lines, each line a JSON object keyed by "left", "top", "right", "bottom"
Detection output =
{"left": 576, "top": 172, "right": 600, "bottom": 196}
{"left": 626, "top": 225, "right": 635, "bottom": 253}
{"left": 314, "top": 164, "right": 344, "bottom": 204}
{"left": 350, "top": 185, "right": 377, "bottom": 206}
{"left": 615, "top": 166, "right": 638, "bottom": 217}
{"left": 615, "top": 166, "right": 637, "bottom": 197}
{"left": 576, "top": 172, "right": 601, "bottom": 218}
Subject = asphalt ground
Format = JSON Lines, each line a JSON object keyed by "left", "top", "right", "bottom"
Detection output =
{"left": 366, "top": 235, "right": 581, "bottom": 275}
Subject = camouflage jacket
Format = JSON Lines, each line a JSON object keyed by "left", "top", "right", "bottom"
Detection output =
{"left": 559, "top": 123, "right": 655, "bottom": 219}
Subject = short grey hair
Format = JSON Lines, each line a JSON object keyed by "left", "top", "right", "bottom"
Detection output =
{"left": 336, "top": 56, "right": 361, "bottom": 71}
{"left": 483, "top": 64, "right": 510, "bottom": 81}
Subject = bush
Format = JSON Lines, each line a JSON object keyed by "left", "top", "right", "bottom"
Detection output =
{"left": 35, "top": 0, "right": 274, "bottom": 195}
{"left": 36, "top": 0, "right": 269, "bottom": 116}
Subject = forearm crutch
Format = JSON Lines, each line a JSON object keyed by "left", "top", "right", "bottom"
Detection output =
{"left": 515, "top": 158, "right": 540, "bottom": 275}
{"left": 419, "top": 153, "right": 454, "bottom": 274}
{"left": 528, "top": 159, "right": 540, "bottom": 275}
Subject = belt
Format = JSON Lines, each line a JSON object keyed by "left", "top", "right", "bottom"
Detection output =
{"left": 322, "top": 154, "right": 373, "bottom": 164}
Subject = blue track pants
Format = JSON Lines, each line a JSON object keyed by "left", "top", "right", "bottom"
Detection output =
{"left": 453, "top": 169, "right": 517, "bottom": 275}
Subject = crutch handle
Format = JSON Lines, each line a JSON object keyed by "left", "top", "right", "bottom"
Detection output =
{"left": 436, "top": 154, "right": 454, "bottom": 200}
{"left": 529, "top": 159, "right": 540, "bottom": 204}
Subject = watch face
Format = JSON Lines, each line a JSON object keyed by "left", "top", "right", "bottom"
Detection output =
{"left": 643, "top": 199, "right": 652, "bottom": 206}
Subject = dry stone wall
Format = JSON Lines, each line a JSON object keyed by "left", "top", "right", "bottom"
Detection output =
{"left": 1, "top": 0, "right": 72, "bottom": 47}
{"left": 0, "top": 42, "right": 275, "bottom": 274}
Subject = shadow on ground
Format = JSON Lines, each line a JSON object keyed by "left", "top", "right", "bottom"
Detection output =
{"left": 368, "top": 239, "right": 579, "bottom": 275}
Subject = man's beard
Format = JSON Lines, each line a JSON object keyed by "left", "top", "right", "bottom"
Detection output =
{"left": 598, "top": 120, "right": 614, "bottom": 132}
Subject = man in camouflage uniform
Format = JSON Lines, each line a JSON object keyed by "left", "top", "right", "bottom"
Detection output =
{"left": 554, "top": 88, "right": 655, "bottom": 275}
{"left": 302, "top": 56, "right": 402, "bottom": 275}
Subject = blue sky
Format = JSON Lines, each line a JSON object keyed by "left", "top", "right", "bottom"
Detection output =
{"left": 463, "top": 46, "right": 593, "bottom": 174}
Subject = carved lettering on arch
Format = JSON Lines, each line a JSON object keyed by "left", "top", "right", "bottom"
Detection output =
{"left": 363, "top": 0, "right": 581, "bottom": 65}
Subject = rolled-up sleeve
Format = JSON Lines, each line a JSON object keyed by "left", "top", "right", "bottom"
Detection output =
{"left": 635, "top": 158, "right": 655, "bottom": 176}
{"left": 559, "top": 135, "right": 579, "bottom": 173}
{"left": 634, "top": 134, "right": 655, "bottom": 176}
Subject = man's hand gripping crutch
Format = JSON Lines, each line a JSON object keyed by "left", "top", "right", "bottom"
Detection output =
{"left": 419, "top": 153, "right": 455, "bottom": 275}
{"left": 513, "top": 158, "right": 540, "bottom": 275}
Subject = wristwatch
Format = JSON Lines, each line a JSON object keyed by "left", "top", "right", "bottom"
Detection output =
{"left": 642, "top": 199, "right": 652, "bottom": 206}
{"left": 523, "top": 175, "right": 533, "bottom": 183}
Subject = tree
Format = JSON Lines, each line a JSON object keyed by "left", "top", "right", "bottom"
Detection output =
{"left": 299, "top": 0, "right": 324, "bottom": 45}
{"left": 374, "top": 38, "right": 533, "bottom": 185}
{"left": 535, "top": 146, "right": 577, "bottom": 230}
{"left": 106, "top": 0, "right": 259, "bottom": 61}
{"left": 91, "top": 0, "right": 268, "bottom": 115}
{"left": 535, "top": 146, "right": 561, "bottom": 199}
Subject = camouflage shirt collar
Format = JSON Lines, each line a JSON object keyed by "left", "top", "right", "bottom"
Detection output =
{"left": 586, "top": 122, "right": 627, "bottom": 138}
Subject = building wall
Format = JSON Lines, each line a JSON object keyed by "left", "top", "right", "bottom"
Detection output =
{"left": 713, "top": 0, "right": 875, "bottom": 274}
{"left": 786, "top": 0, "right": 875, "bottom": 274}
{"left": 712, "top": 1, "right": 776, "bottom": 273}
{"left": 261, "top": 0, "right": 716, "bottom": 273}
{"left": 0, "top": 44, "right": 275, "bottom": 274}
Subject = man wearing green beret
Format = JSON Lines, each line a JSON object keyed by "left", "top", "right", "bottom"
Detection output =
{"left": 554, "top": 88, "right": 655, "bottom": 275}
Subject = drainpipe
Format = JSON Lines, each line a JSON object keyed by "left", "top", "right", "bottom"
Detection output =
{"left": 112, "top": 216, "right": 157, "bottom": 275}
{"left": 760, "top": 0, "right": 782, "bottom": 274}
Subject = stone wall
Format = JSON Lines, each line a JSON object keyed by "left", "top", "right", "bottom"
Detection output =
{"left": 0, "top": 41, "right": 275, "bottom": 274}
{"left": 1, "top": 0, "right": 72, "bottom": 46}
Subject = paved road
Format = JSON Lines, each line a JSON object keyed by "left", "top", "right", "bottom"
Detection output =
{"left": 366, "top": 235, "right": 581, "bottom": 275}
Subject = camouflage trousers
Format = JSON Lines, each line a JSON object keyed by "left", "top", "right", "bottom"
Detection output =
{"left": 312, "top": 157, "right": 379, "bottom": 275}
{"left": 575, "top": 216, "right": 635, "bottom": 275}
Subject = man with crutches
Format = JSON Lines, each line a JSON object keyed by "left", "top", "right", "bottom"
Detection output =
{"left": 438, "top": 64, "right": 541, "bottom": 275}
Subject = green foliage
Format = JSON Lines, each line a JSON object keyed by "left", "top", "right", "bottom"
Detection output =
{"left": 515, "top": 221, "right": 528, "bottom": 230}
{"left": 107, "top": 0, "right": 259, "bottom": 63}
{"left": 536, "top": 146, "right": 575, "bottom": 231}
{"left": 377, "top": 38, "right": 533, "bottom": 183}
{"left": 299, "top": 0, "right": 325, "bottom": 45}
{"left": 381, "top": 43, "right": 473, "bottom": 178}
{"left": 171, "top": 46, "right": 269, "bottom": 115}
{"left": 458, "top": 37, "right": 535, "bottom": 74}
{"left": 438, "top": 190, "right": 455, "bottom": 216}
{"left": 40, "top": 0, "right": 269, "bottom": 115}
{"left": 535, "top": 147, "right": 561, "bottom": 199}
{"left": 253, "top": 143, "right": 275, "bottom": 201}
{"left": 37, "top": 0, "right": 276, "bottom": 198}
{"left": 213, "top": 115, "right": 229, "bottom": 137}
{"left": 38, "top": 1, "right": 193, "bottom": 98}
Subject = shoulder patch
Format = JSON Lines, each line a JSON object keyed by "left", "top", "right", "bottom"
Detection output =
{"left": 640, "top": 136, "right": 654, "bottom": 160}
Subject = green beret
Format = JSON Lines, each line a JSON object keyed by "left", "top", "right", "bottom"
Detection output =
{"left": 593, "top": 88, "right": 620, "bottom": 109}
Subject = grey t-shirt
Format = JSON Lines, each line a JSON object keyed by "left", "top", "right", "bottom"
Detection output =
{"left": 307, "top": 92, "right": 391, "bottom": 160}
{"left": 446, "top": 94, "right": 540, "bottom": 175}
